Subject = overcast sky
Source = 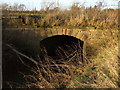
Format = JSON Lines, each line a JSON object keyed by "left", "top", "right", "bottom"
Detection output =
{"left": 1, "top": 0, "right": 119, "bottom": 10}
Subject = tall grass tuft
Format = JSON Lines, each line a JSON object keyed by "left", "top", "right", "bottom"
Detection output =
{"left": 3, "top": 30, "right": 119, "bottom": 88}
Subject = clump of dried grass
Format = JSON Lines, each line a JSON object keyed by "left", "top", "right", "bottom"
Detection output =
{"left": 91, "top": 43, "right": 119, "bottom": 88}
{"left": 67, "top": 30, "right": 119, "bottom": 88}
{"left": 5, "top": 42, "right": 85, "bottom": 88}
{"left": 4, "top": 30, "right": 119, "bottom": 88}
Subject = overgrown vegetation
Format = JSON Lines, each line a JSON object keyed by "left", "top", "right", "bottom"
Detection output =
{"left": 2, "top": 30, "right": 119, "bottom": 88}
{"left": 2, "top": 2, "right": 119, "bottom": 29}
{"left": 2, "top": 1, "right": 119, "bottom": 88}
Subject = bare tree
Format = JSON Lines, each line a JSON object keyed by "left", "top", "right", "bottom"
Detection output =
{"left": 19, "top": 4, "right": 26, "bottom": 11}
{"left": 41, "top": 0, "right": 59, "bottom": 11}
{"left": 96, "top": 0, "right": 107, "bottom": 10}
{"left": 12, "top": 3, "right": 19, "bottom": 11}
{"left": 1, "top": 3, "right": 9, "bottom": 10}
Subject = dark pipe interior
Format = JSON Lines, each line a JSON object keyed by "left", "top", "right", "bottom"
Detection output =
{"left": 40, "top": 35, "right": 84, "bottom": 61}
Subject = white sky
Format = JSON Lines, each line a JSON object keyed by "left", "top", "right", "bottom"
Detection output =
{"left": 1, "top": 0, "right": 119, "bottom": 10}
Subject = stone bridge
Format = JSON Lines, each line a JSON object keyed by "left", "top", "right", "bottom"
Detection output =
{"left": 4, "top": 27, "right": 97, "bottom": 62}
{"left": 33, "top": 28, "right": 95, "bottom": 62}
{"left": 36, "top": 28, "right": 90, "bottom": 41}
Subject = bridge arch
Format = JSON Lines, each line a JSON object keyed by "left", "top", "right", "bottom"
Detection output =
{"left": 35, "top": 28, "right": 89, "bottom": 62}
{"left": 35, "top": 28, "right": 89, "bottom": 41}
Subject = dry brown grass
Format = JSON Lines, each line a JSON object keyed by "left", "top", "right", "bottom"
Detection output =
{"left": 67, "top": 30, "right": 119, "bottom": 88}
{"left": 5, "top": 42, "right": 85, "bottom": 88}
{"left": 3, "top": 30, "right": 119, "bottom": 88}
